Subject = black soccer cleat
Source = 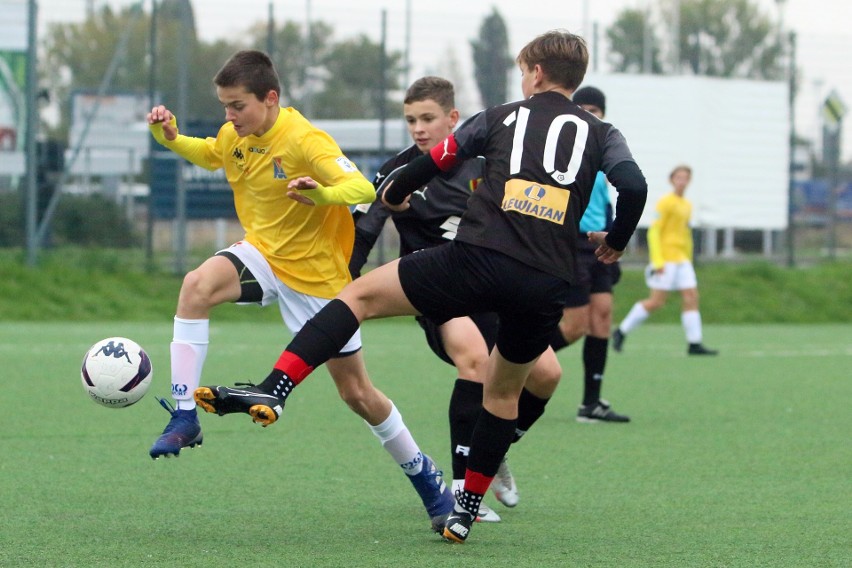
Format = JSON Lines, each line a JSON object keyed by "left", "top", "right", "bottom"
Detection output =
{"left": 576, "top": 399, "right": 631, "bottom": 423}
{"left": 688, "top": 343, "right": 719, "bottom": 356}
{"left": 442, "top": 509, "right": 474, "bottom": 544}
{"left": 612, "top": 328, "right": 626, "bottom": 352}
{"left": 194, "top": 382, "right": 285, "bottom": 427}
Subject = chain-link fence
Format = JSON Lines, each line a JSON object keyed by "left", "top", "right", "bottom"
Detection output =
{"left": 1, "top": 0, "right": 849, "bottom": 272}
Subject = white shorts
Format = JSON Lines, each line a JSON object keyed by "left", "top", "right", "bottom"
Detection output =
{"left": 218, "top": 241, "right": 362, "bottom": 354}
{"left": 644, "top": 261, "right": 698, "bottom": 291}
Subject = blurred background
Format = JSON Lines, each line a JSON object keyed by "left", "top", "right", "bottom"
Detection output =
{"left": 1, "top": 0, "right": 849, "bottom": 274}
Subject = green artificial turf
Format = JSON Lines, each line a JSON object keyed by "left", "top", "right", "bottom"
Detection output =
{"left": 1, "top": 320, "right": 849, "bottom": 567}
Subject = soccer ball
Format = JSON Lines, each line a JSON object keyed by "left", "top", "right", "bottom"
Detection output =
{"left": 81, "top": 337, "right": 153, "bottom": 408}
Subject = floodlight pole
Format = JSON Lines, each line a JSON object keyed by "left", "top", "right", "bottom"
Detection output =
{"left": 266, "top": 2, "right": 275, "bottom": 59}
{"left": 785, "top": 31, "right": 796, "bottom": 268}
{"left": 174, "top": 0, "right": 190, "bottom": 275}
{"left": 24, "top": 0, "right": 38, "bottom": 266}
{"left": 377, "top": 10, "right": 387, "bottom": 267}
{"left": 146, "top": 0, "right": 158, "bottom": 269}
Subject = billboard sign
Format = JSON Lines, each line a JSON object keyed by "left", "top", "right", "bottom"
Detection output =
{"left": 66, "top": 90, "right": 151, "bottom": 175}
{"left": 149, "top": 120, "right": 236, "bottom": 219}
{"left": 0, "top": 0, "right": 28, "bottom": 175}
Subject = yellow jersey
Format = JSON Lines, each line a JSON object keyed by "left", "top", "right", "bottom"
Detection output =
{"left": 149, "top": 107, "right": 375, "bottom": 298}
{"left": 647, "top": 192, "right": 693, "bottom": 268}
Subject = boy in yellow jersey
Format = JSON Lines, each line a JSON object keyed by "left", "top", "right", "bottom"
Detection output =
{"left": 613, "top": 164, "right": 718, "bottom": 355}
{"left": 146, "top": 50, "right": 454, "bottom": 531}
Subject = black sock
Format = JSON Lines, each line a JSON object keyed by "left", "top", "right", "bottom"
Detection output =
{"left": 467, "top": 408, "right": 516, "bottom": 479}
{"left": 258, "top": 369, "right": 295, "bottom": 399}
{"left": 514, "top": 388, "right": 549, "bottom": 442}
{"left": 582, "top": 336, "right": 608, "bottom": 406}
{"left": 287, "top": 299, "right": 360, "bottom": 368}
{"left": 458, "top": 409, "right": 517, "bottom": 517}
{"left": 448, "top": 379, "right": 483, "bottom": 480}
{"left": 549, "top": 327, "right": 570, "bottom": 352}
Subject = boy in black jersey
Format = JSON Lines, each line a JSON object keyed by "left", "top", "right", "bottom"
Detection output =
{"left": 351, "top": 76, "right": 563, "bottom": 522}
{"left": 198, "top": 30, "right": 647, "bottom": 543}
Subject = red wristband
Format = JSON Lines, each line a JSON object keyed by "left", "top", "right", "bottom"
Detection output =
{"left": 429, "top": 134, "right": 459, "bottom": 172}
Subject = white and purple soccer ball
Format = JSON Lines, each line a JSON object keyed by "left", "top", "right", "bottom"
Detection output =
{"left": 81, "top": 337, "right": 153, "bottom": 408}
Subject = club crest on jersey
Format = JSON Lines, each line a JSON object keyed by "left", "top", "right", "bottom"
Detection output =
{"left": 272, "top": 157, "right": 287, "bottom": 180}
{"left": 501, "top": 179, "right": 569, "bottom": 225}
{"left": 335, "top": 156, "right": 357, "bottom": 173}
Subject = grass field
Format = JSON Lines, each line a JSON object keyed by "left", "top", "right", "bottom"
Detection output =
{"left": 1, "top": 319, "right": 849, "bottom": 567}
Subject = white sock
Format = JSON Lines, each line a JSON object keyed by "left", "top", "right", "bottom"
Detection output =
{"left": 620, "top": 302, "right": 650, "bottom": 334}
{"left": 681, "top": 310, "right": 703, "bottom": 344}
{"left": 368, "top": 403, "right": 424, "bottom": 476}
{"left": 171, "top": 317, "right": 209, "bottom": 411}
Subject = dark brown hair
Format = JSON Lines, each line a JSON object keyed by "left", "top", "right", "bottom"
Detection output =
{"left": 214, "top": 50, "right": 280, "bottom": 100}
{"left": 404, "top": 76, "right": 455, "bottom": 113}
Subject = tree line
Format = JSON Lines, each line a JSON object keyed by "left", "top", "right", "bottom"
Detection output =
{"left": 40, "top": 0, "right": 784, "bottom": 143}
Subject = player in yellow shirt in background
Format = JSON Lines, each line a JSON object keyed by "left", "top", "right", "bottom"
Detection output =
{"left": 613, "top": 165, "right": 718, "bottom": 355}
{"left": 146, "top": 50, "right": 454, "bottom": 531}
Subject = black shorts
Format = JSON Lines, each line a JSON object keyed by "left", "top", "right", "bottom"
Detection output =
{"left": 563, "top": 239, "right": 622, "bottom": 308}
{"left": 398, "top": 240, "right": 569, "bottom": 364}
{"left": 416, "top": 311, "right": 499, "bottom": 367}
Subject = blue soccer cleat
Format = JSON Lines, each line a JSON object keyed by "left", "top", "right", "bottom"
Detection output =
{"left": 408, "top": 454, "right": 455, "bottom": 533}
{"left": 149, "top": 398, "right": 203, "bottom": 459}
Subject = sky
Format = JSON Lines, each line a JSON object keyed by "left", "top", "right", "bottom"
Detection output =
{"left": 25, "top": 0, "right": 852, "bottom": 158}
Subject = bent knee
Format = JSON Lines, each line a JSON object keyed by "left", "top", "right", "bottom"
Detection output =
{"left": 179, "top": 270, "right": 218, "bottom": 309}
{"left": 452, "top": 354, "right": 489, "bottom": 383}
{"left": 559, "top": 319, "right": 588, "bottom": 344}
{"left": 527, "top": 360, "right": 562, "bottom": 397}
{"left": 559, "top": 307, "right": 590, "bottom": 343}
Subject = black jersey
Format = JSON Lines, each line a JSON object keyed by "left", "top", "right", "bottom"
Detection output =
{"left": 453, "top": 91, "right": 635, "bottom": 283}
{"left": 350, "top": 144, "right": 484, "bottom": 274}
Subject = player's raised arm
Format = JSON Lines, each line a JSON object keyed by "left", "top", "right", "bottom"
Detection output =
{"left": 147, "top": 105, "right": 177, "bottom": 140}
{"left": 381, "top": 134, "right": 459, "bottom": 207}
{"left": 147, "top": 105, "right": 220, "bottom": 171}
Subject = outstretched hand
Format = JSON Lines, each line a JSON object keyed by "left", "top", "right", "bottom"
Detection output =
{"left": 588, "top": 231, "right": 624, "bottom": 264}
{"left": 147, "top": 105, "right": 177, "bottom": 141}
{"left": 286, "top": 177, "right": 319, "bottom": 206}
